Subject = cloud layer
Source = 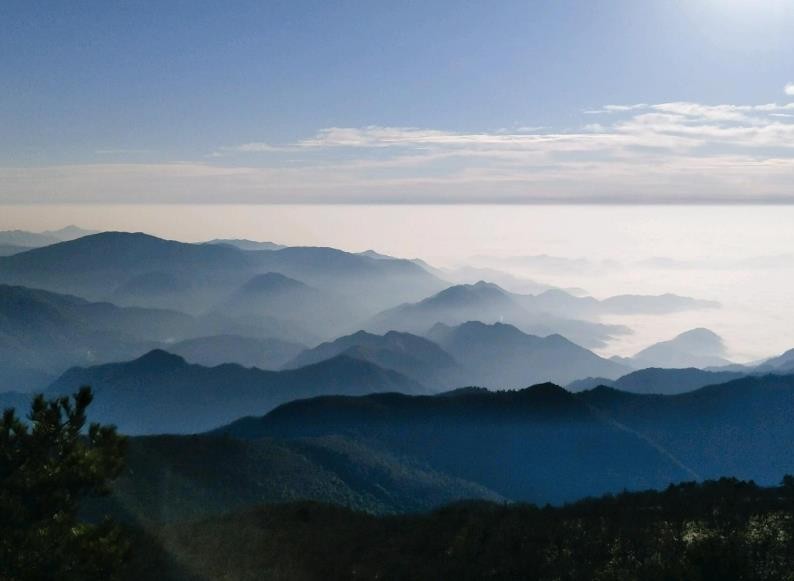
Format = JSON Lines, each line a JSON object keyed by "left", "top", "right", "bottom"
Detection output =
{"left": 4, "top": 95, "right": 794, "bottom": 204}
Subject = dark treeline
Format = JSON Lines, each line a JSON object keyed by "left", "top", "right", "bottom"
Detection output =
{"left": 126, "top": 478, "right": 794, "bottom": 581}
{"left": 6, "top": 388, "right": 794, "bottom": 581}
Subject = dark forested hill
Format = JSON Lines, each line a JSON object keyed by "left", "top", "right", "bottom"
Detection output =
{"left": 578, "top": 374, "right": 794, "bottom": 483}
{"left": 94, "top": 433, "right": 501, "bottom": 524}
{"left": 220, "top": 384, "right": 689, "bottom": 504}
{"left": 215, "top": 373, "right": 794, "bottom": 504}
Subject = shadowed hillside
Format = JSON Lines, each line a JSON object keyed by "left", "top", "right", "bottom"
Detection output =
{"left": 220, "top": 383, "right": 689, "bottom": 504}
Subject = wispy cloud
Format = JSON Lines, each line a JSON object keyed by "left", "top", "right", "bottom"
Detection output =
{"left": 585, "top": 104, "right": 648, "bottom": 114}
{"left": 94, "top": 149, "right": 156, "bottom": 155}
{"left": 5, "top": 94, "right": 794, "bottom": 204}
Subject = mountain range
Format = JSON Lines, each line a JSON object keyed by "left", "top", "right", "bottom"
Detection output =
{"left": 523, "top": 289, "right": 720, "bottom": 317}
{"left": 281, "top": 322, "right": 629, "bottom": 389}
{"left": 0, "top": 225, "right": 96, "bottom": 248}
{"left": 0, "top": 283, "right": 317, "bottom": 391}
{"left": 364, "top": 281, "right": 629, "bottom": 348}
{"left": 755, "top": 348, "right": 794, "bottom": 374}
{"left": 220, "top": 383, "right": 690, "bottom": 505}
{"left": 0, "top": 283, "right": 188, "bottom": 391}
{"left": 214, "top": 372, "right": 794, "bottom": 504}
{"left": 426, "top": 321, "right": 628, "bottom": 387}
{"left": 44, "top": 349, "right": 428, "bottom": 434}
{"left": 568, "top": 367, "right": 747, "bottom": 395}
{"left": 0, "top": 232, "right": 445, "bottom": 320}
{"left": 283, "top": 329, "right": 461, "bottom": 388}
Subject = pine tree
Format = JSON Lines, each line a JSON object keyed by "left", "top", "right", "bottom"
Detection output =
{"left": 0, "top": 386, "right": 128, "bottom": 581}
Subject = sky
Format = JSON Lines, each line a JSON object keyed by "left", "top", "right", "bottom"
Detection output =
{"left": 2, "top": 0, "right": 794, "bottom": 204}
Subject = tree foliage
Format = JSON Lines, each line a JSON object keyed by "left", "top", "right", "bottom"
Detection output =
{"left": 0, "top": 386, "right": 128, "bottom": 581}
{"left": 127, "top": 478, "right": 794, "bottom": 581}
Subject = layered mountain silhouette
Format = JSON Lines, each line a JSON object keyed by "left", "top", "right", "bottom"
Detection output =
{"left": 0, "top": 284, "right": 195, "bottom": 391}
{"left": 284, "top": 330, "right": 461, "bottom": 388}
{"left": 0, "top": 225, "right": 96, "bottom": 248}
{"left": 45, "top": 350, "right": 429, "bottom": 434}
{"left": 365, "top": 281, "right": 628, "bottom": 348}
{"left": 525, "top": 289, "right": 720, "bottom": 316}
{"left": 213, "top": 272, "right": 356, "bottom": 338}
{"left": 0, "top": 283, "right": 321, "bottom": 390}
{"left": 435, "top": 265, "right": 563, "bottom": 295}
{"left": 623, "top": 328, "right": 732, "bottom": 368}
{"left": 251, "top": 246, "right": 445, "bottom": 314}
{"left": 427, "top": 321, "right": 628, "bottom": 387}
{"left": 568, "top": 367, "right": 746, "bottom": 395}
{"left": 755, "top": 348, "right": 794, "bottom": 374}
{"left": 0, "top": 232, "right": 444, "bottom": 318}
{"left": 0, "top": 232, "right": 251, "bottom": 307}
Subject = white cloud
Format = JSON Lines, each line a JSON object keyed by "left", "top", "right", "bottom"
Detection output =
{"left": 786, "top": 82, "right": 794, "bottom": 96}
{"left": 585, "top": 104, "right": 649, "bottom": 114}
{"left": 6, "top": 94, "right": 794, "bottom": 204}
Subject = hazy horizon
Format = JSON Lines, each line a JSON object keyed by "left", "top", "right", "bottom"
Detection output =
{"left": 2, "top": 203, "right": 793, "bottom": 362}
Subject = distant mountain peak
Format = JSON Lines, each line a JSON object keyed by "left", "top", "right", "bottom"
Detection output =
{"left": 630, "top": 327, "right": 729, "bottom": 369}
{"left": 42, "top": 225, "right": 98, "bottom": 238}
{"left": 676, "top": 327, "right": 722, "bottom": 341}
{"left": 131, "top": 349, "right": 188, "bottom": 369}
{"left": 434, "top": 281, "right": 508, "bottom": 301}
{"left": 358, "top": 249, "right": 395, "bottom": 260}
{"left": 240, "top": 272, "right": 310, "bottom": 293}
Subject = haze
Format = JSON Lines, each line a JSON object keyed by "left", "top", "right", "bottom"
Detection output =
{"left": 2, "top": 203, "right": 793, "bottom": 361}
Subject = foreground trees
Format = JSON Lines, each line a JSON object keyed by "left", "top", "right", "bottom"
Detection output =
{"left": 123, "top": 478, "right": 794, "bottom": 581}
{"left": 0, "top": 387, "right": 127, "bottom": 581}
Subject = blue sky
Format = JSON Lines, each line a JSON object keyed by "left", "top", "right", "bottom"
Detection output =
{"left": 2, "top": 0, "right": 794, "bottom": 203}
